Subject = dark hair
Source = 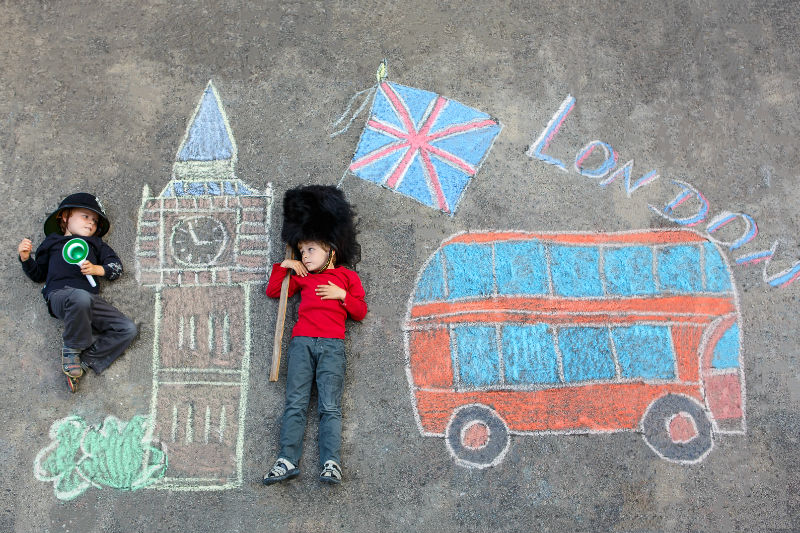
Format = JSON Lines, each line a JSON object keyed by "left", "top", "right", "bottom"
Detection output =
{"left": 56, "top": 209, "right": 72, "bottom": 234}
{"left": 281, "top": 185, "right": 360, "bottom": 267}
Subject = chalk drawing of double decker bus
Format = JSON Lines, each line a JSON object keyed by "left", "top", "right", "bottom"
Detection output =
{"left": 404, "top": 230, "right": 744, "bottom": 468}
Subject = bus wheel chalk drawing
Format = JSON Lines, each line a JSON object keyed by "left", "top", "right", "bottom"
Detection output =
{"left": 404, "top": 230, "right": 744, "bottom": 468}
{"left": 340, "top": 71, "right": 502, "bottom": 215}
{"left": 135, "top": 81, "right": 273, "bottom": 490}
{"left": 34, "top": 415, "right": 166, "bottom": 501}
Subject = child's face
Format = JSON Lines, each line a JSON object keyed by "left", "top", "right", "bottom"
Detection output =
{"left": 298, "top": 241, "right": 331, "bottom": 272}
{"left": 64, "top": 208, "right": 100, "bottom": 237}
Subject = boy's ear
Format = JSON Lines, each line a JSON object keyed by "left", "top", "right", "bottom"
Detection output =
{"left": 57, "top": 209, "right": 71, "bottom": 233}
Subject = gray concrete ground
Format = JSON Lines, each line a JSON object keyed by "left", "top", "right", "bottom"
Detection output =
{"left": 2, "top": 1, "right": 799, "bottom": 531}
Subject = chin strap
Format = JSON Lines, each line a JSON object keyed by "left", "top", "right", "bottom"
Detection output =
{"left": 314, "top": 249, "right": 336, "bottom": 274}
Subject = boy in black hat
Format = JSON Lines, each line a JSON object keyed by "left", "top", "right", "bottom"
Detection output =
{"left": 17, "top": 192, "right": 137, "bottom": 392}
{"left": 263, "top": 185, "right": 367, "bottom": 486}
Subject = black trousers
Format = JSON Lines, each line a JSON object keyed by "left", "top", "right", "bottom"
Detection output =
{"left": 47, "top": 287, "right": 137, "bottom": 375}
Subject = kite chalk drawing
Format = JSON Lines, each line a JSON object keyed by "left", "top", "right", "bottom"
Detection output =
{"left": 404, "top": 230, "right": 745, "bottom": 468}
{"left": 135, "top": 81, "right": 273, "bottom": 490}
{"left": 33, "top": 415, "right": 166, "bottom": 501}
{"left": 339, "top": 70, "right": 502, "bottom": 215}
{"left": 528, "top": 94, "right": 800, "bottom": 289}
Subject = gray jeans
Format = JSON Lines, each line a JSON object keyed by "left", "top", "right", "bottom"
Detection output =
{"left": 47, "top": 287, "right": 138, "bottom": 374}
{"left": 278, "top": 336, "right": 346, "bottom": 468}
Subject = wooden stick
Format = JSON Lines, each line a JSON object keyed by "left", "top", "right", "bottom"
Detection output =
{"left": 269, "top": 245, "right": 294, "bottom": 382}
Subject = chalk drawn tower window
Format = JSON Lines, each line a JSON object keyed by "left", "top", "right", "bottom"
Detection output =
{"left": 135, "top": 81, "right": 273, "bottom": 490}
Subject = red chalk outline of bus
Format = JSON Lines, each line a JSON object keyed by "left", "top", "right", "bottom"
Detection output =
{"left": 404, "top": 229, "right": 745, "bottom": 468}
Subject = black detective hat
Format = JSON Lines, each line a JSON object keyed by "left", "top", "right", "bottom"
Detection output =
{"left": 281, "top": 185, "right": 360, "bottom": 267}
{"left": 43, "top": 192, "right": 110, "bottom": 237}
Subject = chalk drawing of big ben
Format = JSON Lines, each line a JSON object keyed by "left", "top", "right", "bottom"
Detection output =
{"left": 136, "top": 81, "right": 272, "bottom": 490}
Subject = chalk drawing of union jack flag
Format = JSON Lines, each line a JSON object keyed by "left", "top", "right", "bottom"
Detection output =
{"left": 348, "top": 81, "right": 502, "bottom": 215}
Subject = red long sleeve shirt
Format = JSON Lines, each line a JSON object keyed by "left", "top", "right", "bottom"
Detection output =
{"left": 266, "top": 263, "right": 367, "bottom": 339}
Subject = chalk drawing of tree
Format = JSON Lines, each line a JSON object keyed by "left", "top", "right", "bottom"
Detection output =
{"left": 34, "top": 415, "right": 167, "bottom": 501}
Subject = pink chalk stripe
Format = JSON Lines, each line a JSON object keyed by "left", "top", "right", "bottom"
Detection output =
{"left": 544, "top": 98, "right": 575, "bottom": 149}
{"left": 426, "top": 145, "right": 477, "bottom": 175}
{"left": 418, "top": 96, "right": 447, "bottom": 137}
{"left": 349, "top": 141, "right": 410, "bottom": 171}
{"left": 427, "top": 119, "right": 498, "bottom": 141}
{"left": 366, "top": 119, "right": 407, "bottom": 140}
{"left": 380, "top": 82, "right": 416, "bottom": 134}
{"left": 385, "top": 147, "right": 418, "bottom": 189}
{"left": 420, "top": 149, "right": 449, "bottom": 212}
{"left": 669, "top": 190, "right": 693, "bottom": 210}
{"left": 576, "top": 144, "right": 599, "bottom": 167}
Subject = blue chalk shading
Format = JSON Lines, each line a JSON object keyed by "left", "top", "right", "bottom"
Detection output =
{"left": 224, "top": 181, "right": 237, "bottom": 195}
{"left": 444, "top": 243, "right": 494, "bottom": 299}
{"left": 430, "top": 125, "right": 501, "bottom": 167}
{"left": 551, "top": 246, "right": 603, "bottom": 297}
{"left": 430, "top": 158, "right": 472, "bottom": 212}
{"left": 351, "top": 82, "right": 500, "bottom": 215}
{"left": 558, "top": 327, "right": 616, "bottom": 382}
{"left": 369, "top": 87, "right": 406, "bottom": 132}
{"left": 414, "top": 252, "right": 445, "bottom": 302}
{"left": 767, "top": 262, "right": 800, "bottom": 287}
{"left": 396, "top": 155, "right": 433, "bottom": 206}
{"left": 454, "top": 326, "right": 500, "bottom": 387}
{"left": 429, "top": 99, "right": 490, "bottom": 134}
{"left": 704, "top": 243, "right": 732, "bottom": 292}
{"left": 354, "top": 128, "right": 404, "bottom": 158}
{"left": 610, "top": 325, "right": 675, "bottom": 379}
{"left": 187, "top": 182, "right": 205, "bottom": 196}
{"left": 657, "top": 245, "right": 702, "bottom": 293}
{"left": 575, "top": 141, "right": 616, "bottom": 178}
{"left": 712, "top": 323, "right": 740, "bottom": 369}
{"left": 389, "top": 82, "right": 438, "bottom": 129}
{"left": 502, "top": 324, "right": 560, "bottom": 385}
{"left": 351, "top": 147, "right": 408, "bottom": 185}
{"left": 178, "top": 87, "right": 234, "bottom": 162}
{"left": 444, "top": 244, "right": 494, "bottom": 298}
{"left": 207, "top": 181, "right": 221, "bottom": 195}
{"left": 603, "top": 246, "right": 656, "bottom": 296}
{"left": 495, "top": 240, "right": 548, "bottom": 296}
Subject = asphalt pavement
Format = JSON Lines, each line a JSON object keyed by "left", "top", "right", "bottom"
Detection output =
{"left": 1, "top": 1, "right": 798, "bottom": 532}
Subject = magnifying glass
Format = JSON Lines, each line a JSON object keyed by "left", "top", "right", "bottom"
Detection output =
{"left": 62, "top": 238, "right": 97, "bottom": 287}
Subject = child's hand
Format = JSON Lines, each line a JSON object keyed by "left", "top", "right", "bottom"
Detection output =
{"left": 315, "top": 281, "right": 346, "bottom": 301}
{"left": 18, "top": 238, "right": 32, "bottom": 261}
{"left": 281, "top": 259, "right": 308, "bottom": 277}
{"left": 80, "top": 260, "right": 105, "bottom": 277}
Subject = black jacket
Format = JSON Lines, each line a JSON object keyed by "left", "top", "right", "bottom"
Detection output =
{"left": 20, "top": 234, "right": 123, "bottom": 301}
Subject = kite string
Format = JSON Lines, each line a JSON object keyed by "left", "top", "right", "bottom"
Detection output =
{"left": 336, "top": 166, "right": 348, "bottom": 190}
{"left": 329, "top": 85, "right": 377, "bottom": 138}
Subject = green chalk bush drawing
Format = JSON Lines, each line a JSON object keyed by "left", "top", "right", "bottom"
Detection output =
{"left": 34, "top": 415, "right": 167, "bottom": 501}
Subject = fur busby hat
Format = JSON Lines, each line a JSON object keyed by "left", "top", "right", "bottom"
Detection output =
{"left": 43, "top": 192, "right": 110, "bottom": 237}
{"left": 281, "top": 185, "right": 360, "bottom": 267}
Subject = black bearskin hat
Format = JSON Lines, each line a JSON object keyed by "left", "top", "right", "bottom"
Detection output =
{"left": 281, "top": 185, "right": 360, "bottom": 267}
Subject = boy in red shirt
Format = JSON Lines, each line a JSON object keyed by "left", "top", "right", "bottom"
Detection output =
{"left": 263, "top": 185, "right": 366, "bottom": 485}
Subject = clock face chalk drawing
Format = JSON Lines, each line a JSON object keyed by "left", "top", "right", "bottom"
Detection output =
{"left": 170, "top": 216, "right": 228, "bottom": 266}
